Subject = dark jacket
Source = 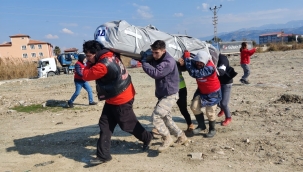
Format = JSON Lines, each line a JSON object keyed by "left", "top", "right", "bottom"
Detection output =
{"left": 142, "top": 52, "right": 179, "bottom": 99}
{"left": 217, "top": 54, "right": 237, "bottom": 84}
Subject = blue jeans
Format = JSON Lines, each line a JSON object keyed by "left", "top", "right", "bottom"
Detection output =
{"left": 69, "top": 80, "right": 94, "bottom": 104}
{"left": 218, "top": 84, "right": 232, "bottom": 118}
{"left": 241, "top": 64, "right": 250, "bottom": 81}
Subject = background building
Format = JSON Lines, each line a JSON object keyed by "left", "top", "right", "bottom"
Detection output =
{"left": 259, "top": 32, "right": 292, "bottom": 45}
{"left": 0, "top": 34, "right": 53, "bottom": 58}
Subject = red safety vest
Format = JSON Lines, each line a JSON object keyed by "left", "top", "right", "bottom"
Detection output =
{"left": 74, "top": 61, "right": 84, "bottom": 80}
{"left": 196, "top": 61, "right": 221, "bottom": 94}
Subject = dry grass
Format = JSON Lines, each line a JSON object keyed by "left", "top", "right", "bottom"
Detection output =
{"left": 0, "top": 57, "right": 39, "bottom": 80}
{"left": 261, "top": 43, "right": 303, "bottom": 52}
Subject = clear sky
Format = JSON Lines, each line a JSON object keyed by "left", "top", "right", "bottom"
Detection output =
{"left": 1, "top": 0, "right": 303, "bottom": 52}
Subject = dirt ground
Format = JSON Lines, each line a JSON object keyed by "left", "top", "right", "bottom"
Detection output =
{"left": 1, "top": 50, "right": 303, "bottom": 172}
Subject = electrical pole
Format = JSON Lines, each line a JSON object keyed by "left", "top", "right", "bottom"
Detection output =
{"left": 210, "top": 4, "right": 222, "bottom": 49}
{"left": 281, "top": 29, "right": 284, "bottom": 45}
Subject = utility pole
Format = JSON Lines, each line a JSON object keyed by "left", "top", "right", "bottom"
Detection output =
{"left": 210, "top": 4, "right": 222, "bottom": 49}
{"left": 281, "top": 29, "right": 284, "bottom": 45}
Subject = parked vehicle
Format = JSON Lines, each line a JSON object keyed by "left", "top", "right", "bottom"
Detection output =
{"left": 37, "top": 53, "right": 79, "bottom": 78}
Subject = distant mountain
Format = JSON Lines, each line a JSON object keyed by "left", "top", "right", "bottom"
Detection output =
{"left": 200, "top": 20, "right": 303, "bottom": 44}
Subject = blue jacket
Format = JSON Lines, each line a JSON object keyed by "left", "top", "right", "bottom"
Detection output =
{"left": 185, "top": 58, "right": 221, "bottom": 107}
{"left": 142, "top": 52, "right": 179, "bottom": 99}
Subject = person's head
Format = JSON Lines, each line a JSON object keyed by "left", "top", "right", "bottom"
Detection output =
{"left": 150, "top": 40, "right": 166, "bottom": 60}
{"left": 192, "top": 50, "right": 211, "bottom": 69}
{"left": 78, "top": 54, "right": 86, "bottom": 63}
{"left": 240, "top": 42, "right": 247, "bottom": 52}
{"left": 83, "top": 40, "right": 104, "bottom": 63}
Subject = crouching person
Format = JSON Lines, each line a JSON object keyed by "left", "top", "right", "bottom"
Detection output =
{"left": 82, "top": 40, "right": 153, "bottom": 165}
{"left": 183, "top": 50, "right": 222, "bottom": 138}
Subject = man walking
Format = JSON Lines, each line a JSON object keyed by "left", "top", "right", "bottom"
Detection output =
{"left": 141, "top": 40, "right": 188, "bottom": 152}
{"left": 82, "top": 40, "right": 153, "bottom": 165}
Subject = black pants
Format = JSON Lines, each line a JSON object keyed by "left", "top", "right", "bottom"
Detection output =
{"left": 176, "top": 87, "right": 192, "bottom": 126}
{"left": 96, "top": 99, "right": 152, "bottom": 161}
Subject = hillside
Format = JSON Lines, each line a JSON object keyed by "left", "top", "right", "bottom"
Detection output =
{"left": 200, "top": 20, "right": 303, "bottom": 43}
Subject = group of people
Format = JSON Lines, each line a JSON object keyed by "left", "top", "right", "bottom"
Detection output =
{"left": 68, "top": 39, "right": 257, "bottom": 165}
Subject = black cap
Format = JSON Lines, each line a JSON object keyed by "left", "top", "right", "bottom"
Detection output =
{"left": 78, "top": 54, "right": 86, "bottom": 63}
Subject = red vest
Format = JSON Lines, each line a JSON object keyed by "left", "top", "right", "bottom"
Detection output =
{"left": 196, "top": 61, "right": 220, "bottom": 94}
{"left": 74, "top": 61, "right": 84, "bottom": 80}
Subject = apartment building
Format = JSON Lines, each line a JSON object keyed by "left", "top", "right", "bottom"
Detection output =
{"left": 0, "top": 34, "right": 53, "bottom": 58}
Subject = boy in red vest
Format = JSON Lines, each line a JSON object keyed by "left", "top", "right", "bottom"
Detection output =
{"left": 68, "top": 54, "right": 97, "bottom": 108}
{"left": 183, "top": 50, "right": 222, "bottom": 138}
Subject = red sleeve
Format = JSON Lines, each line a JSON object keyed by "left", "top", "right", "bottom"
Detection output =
{"left": 82, "top": 63, "right": 108, "bottom": 81}
{"left": 247, "top": 48, "right": 256, "bottom": 56}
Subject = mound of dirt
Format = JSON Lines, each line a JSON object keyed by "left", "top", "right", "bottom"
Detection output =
{"left": 274, "top": 94, "right": 302, "bottom": 104}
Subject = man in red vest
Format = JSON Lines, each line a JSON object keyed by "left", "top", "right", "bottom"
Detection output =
{"left": 82, "top": 40, "right": 153, "bottom": 165}
{"left": 183, "top": 50, "right": 222, "bottom": 138}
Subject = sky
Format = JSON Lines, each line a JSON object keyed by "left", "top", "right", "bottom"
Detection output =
{"left": 1, "top": 0, "right": 303, "bottom": 52}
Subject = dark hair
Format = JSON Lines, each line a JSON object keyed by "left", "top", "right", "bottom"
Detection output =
{"left": 78, "top": 54, "right": 86, "bottom": 63}
{"left": 150, "top": 40, "right": 166, "bottom": 50}
{"left": 240, "top": 42, "right": 247, "bottom": 52}
{"left": 83, "top": 40, "right": 104, "bottom": 54}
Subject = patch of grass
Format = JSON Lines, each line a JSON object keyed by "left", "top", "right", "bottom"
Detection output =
{"left": 11, "top": 104, "right": 80, "bottom": 113}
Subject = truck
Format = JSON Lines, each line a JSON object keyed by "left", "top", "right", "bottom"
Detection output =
{"left": 218, "top": 41, "right": 253, "bottom": 55}
{"left": 37, "top": 53, "right": 79, "bottom": 78}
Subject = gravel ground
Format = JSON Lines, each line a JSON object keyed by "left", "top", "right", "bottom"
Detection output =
{"left": 0, "top": 50, "right": 303, "bottom": 172}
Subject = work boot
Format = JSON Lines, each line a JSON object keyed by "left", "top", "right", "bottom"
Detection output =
{"left": 142, "top": 132, "right": 153, "bottom": 151}
{"left": 187, "top": 124, "right": 195, "bottom": 132}
{"left": 192, "top": 113, "right": 206, "bottom": 135}
{"left": 151, "top": 128, "right": 161, "bottom": 139}
{"left": 174, "top": 132, "right": 188, "bottom": 146}
{"left": 204, "top": 121, "right": 216, "bottom": 138}
{"left": 222, "top": 117, "right": 232, "bottom": 126}
{"left": 158, "top": 135, "right": 173, "bottom": 153}
{"left": 217, "top": 110, "right": 224, "bottom": 117}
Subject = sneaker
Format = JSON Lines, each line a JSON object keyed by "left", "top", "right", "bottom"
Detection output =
{"left": 187, "top": 124, "right": 195, "bottom": 132}
{"left": 240, "top": 79, "right": 245, "bottom": 84}
{"left": 222, "top": 117, "right": 232, "bottom": 126}
{"left": 243, "top": 80, "right": 250, "bottom": 84}
{"left": 90, "top": 157, "right": 107, "bottom": 165}
{"left": 217, "top": 110, "right": 224, "bottom": 117}
{"left": 174, "top": 132, "right": 188, "bottom": 146}
{"left": 68, "top": 101, "right": 74, "bottom": 108}
{"left": 89, "top": 102, "right": 98, "bottom": 105}
{"left": 158, "top": 135, "right": 173, "bottom": 153}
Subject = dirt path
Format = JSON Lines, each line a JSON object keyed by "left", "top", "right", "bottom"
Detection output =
{"left": 1, "top": 50, "right": 303, "bottom": 171}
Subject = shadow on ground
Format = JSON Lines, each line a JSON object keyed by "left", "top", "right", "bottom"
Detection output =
{"left": 6, "top": 124, "right": 157, "bottom": 166}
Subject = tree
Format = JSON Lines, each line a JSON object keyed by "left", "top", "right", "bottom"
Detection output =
{"left": 298, "top": 36, "right": 303, "bottom": 43}
{"left": 251, "top": 40, "right": 257, "bottom": 47}
{"left": 205, "top": 40, "right": 212, "bottom": 44}
{"left": 212, "top": 36, "right": 222, "bottom": 43}
{"left": 231, "top": 39, "right": 236, "bottom": 42}
{"left": 288, "top": 34, "right": 296, "bottom": 42}
{"left": 53, "top": 46, "right": 61, "bottom": 56}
